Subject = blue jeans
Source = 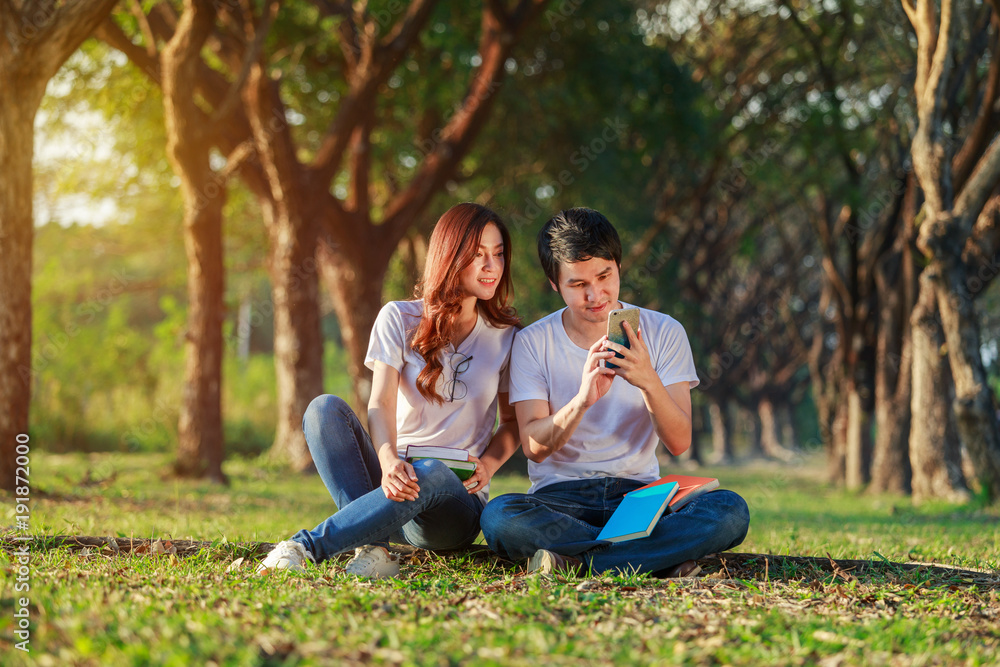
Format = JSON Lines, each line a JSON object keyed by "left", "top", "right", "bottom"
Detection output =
{"left": 290, "top": 395, "right": 484, "bottom": 563}
{"left": 481, "top": 477, "right": 749, "bottom": 575}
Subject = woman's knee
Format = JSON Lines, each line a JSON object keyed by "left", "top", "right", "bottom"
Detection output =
{"left": 302, "top": 394, "right": 353, "bottom": 432}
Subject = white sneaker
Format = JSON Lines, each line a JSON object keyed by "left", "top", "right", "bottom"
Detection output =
{"left": 344, "top": 545, "right": 400, "bottom": 579}
{"left": 256, "top": 540, "right": 314, "bottom": 574}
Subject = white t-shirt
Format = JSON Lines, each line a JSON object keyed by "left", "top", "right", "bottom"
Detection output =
{"left": 365, "top": 300, "right": 516, "bottom": 499}
{"left": 509, "top": 302, "right": 699, "bottom": 493}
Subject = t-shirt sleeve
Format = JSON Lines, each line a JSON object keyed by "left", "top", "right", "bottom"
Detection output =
{"left": 654, "top": 318, "right": 700, "bottom": 389}
{"left": 509, "top": 329, "right": 548, "bottom": 404}
{"left": 365, "top": 302, "right": 409, "bottom": 372}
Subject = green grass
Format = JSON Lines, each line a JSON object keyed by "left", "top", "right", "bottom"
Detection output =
{"left": 2, "top": 452, "right": 999, "bottom": 666}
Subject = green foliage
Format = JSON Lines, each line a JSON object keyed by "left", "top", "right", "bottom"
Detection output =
{"left": 29, "top": 219, "right": 355, "bottom": 456}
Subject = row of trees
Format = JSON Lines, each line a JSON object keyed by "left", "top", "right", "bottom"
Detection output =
{"left": 2, "top": 1, "right": 1000, "bottom": 504}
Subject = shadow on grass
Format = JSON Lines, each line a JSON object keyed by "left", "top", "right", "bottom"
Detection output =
{"left": 4, "top": 534, "right": 997, "bottom": 590}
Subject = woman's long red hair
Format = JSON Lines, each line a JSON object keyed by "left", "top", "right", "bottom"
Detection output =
{"left": 411, "top": 203, "right": 519, "bottom": 403}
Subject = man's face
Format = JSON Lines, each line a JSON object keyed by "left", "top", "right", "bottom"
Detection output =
{"left": 550, "top": 257, "right": 621, "bottom": 326}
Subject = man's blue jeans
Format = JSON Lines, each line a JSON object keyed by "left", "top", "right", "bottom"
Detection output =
{"left": 289, "top": 395, "right": 484, "bottom": 563}
{"left": 481, "top": 477, "right": 749, "bottom": 575}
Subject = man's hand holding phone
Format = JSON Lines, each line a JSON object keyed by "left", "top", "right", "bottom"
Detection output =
{"left": 602, "top": 320, "right": 659, "bottom": 392}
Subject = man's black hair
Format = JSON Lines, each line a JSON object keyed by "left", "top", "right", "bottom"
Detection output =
{"left": 537, "top": 207, "right": 622, "bottom": 285}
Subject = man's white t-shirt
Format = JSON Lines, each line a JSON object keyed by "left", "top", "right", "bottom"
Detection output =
{"left": 509, "top": 302, "right": 699, "bottom": 493}
{"left": 365, "top": 300, "right": 515, "bottom": 500}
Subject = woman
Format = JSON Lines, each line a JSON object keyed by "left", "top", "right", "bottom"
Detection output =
{"left": 258, "top": 203, "right": 521, "bottom": 578}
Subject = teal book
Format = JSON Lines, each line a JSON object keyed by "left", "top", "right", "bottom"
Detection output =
{"left": 596, "top": 481, "right": 680, "bottom": 543}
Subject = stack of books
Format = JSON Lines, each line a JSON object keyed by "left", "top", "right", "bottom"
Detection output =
{"left": 596, "top": 474, "right": 721, "bottom": 543}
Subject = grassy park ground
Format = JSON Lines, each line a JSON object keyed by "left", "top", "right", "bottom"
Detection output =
{"left": 2, "top": 451, "right": 998, "bottom": 666}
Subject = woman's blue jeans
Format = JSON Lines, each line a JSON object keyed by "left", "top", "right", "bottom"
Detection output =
{"left": 289, "top": 395, "right": 484, "bottom": 563}
{"left": 481, "top": 477, "right": 750, "bottom": 575}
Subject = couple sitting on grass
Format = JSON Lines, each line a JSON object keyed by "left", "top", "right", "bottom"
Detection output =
{"left": 258, "top": 204, "right": 750, "bottom": 579}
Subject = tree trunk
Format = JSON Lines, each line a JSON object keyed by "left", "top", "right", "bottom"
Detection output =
{"left": 871, "top": 241, "right": 914, "bottom": 494}
{"left": 263, "top": 201, "right": 324, "bottom": 471}
{"left": 933, "top": 256, "right": 1000, "bottom": 499}
{"left": 759, "top": 396, "right": 794, "bottom": 461}
{"left": 776, "top": 403, "right": 799, "bottom": 451}
{"left": 683, "top": 403, "right": 704, "bottom": 466}
{"left": 174, "top": 177, "right": 227, "bottom": 482}
{"left": 909, "top": 270, "right": 970, "bottom": 503}
{"left": 844, "top": 380, "right": 871, "bottom": 490}
{"left": 244, "top": 63, "right": 324, "bottom": 472}
{"left": 827, "top": 395, "right": 848, "bottom": 485}
{"left": 318, "top": 233, "right": 390, "bottom": 413}
{"left": 0, "top": 0, "right": 119, "bottom": 491}
{"left": 745, "top": 405, "right": 763, "bottom": 459}
{"left": 707, "top": 397, "right": 733, "bottom": 464}
{"left": 0, "top": 79, "right": 40, "bottom": 493}
{"left": 162, "top": 0, "right": 227, "bottom": 484}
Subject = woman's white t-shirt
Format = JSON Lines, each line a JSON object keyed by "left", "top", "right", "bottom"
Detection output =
{"left": 364, "top": 300, "right": 515, "bottom": 499}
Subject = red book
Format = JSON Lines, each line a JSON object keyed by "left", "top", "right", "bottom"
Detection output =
{"left": 630, "top": 474, "right": 720, "bottom": 512}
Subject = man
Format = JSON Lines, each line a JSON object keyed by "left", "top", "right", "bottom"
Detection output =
{"left": 481, "top": 208, "right": 749, "bottom": 576}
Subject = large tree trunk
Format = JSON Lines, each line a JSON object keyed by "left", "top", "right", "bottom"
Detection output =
{"left": 0, "top": 0, "right": 119, "bottom": 492}
{"left": 933, "top": 255, "right": 1000, "bottom": 498}
{"left": 904, "top": 0, "right": 1000, "bottom": 500}
{"left": 162, "top": 0, "right": 227, "bottom": 484}
{"left": 908, "top": 271, "right": 970, "bottom": 503}
{"left": 245, "top": 64, "right": 324, "bottom": 472}
{"left": 262, "top": 200, "right": 324, "bottom": 471}
{"left": 318, "top": 232, "right": 390, "bottom": 412}
{"left": 0, "top": 79, "right": 39, "bottom": 493}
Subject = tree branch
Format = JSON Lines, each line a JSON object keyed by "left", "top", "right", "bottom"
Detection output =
{"left": 954, "top": 134, "right": 1000, "bottom": 231}
{"left": 380, "top": 0, "right": 548, "bottom": 243}
{"left": 128, "top": 0, "right": 159, "bottom": 59}
{"left": 951, "top": 27, "right": 1000, "bottom": 193}
{"left": 95, "top": 15, "right": 162, "bottom": 85}
{"left": 309, "top": 0, "right": 439, "bottom": 185}
{"left": 20, "top": 0, "right": 118, "bottom": 80}
{"left": 211, "top": 0, "right": 279, "bottom": 125}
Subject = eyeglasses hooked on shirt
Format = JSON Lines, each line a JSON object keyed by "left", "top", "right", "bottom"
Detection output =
{"left": 447, "top": 352, "right": 473, "bottom": 402}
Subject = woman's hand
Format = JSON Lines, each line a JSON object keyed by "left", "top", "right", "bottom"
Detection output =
{"left": 462, "top": 454, "right": 492, "bottom": 494}
{"left": 380, "top": 456, "right": 420, "bottom": 502}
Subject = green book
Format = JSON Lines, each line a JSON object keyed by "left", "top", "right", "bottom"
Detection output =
{"left": 404, "top": 445, "right": 476, "bottom": 481}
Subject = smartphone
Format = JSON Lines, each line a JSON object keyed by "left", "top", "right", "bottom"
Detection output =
{"left": 605, "top": 307, "right": 640, "bottom": 369}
